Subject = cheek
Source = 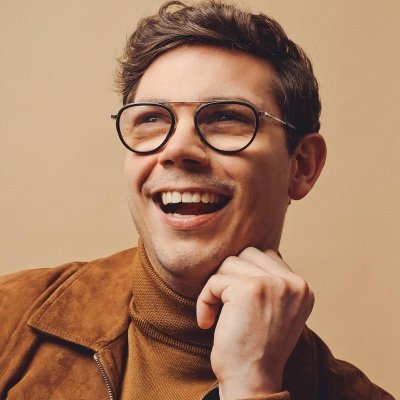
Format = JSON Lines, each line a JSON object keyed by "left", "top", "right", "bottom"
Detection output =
{"left": 124, "top": 153, "right": 157, "bottom": 194}
{"left": 234, "top": 154, "right": 290, "bottom": 209}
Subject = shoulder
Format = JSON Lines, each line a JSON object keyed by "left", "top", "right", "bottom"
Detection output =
{"left": 0, "top": 262, "right": 83, "bottom": 335}
{"left": 0, "top": 247, "right": 137, "bottom": 351}
{"left": 0, "top": 247, "right": 137, "bottom": 312}
{"left": 308, "top": 329, "right": 394, "bottom": 399}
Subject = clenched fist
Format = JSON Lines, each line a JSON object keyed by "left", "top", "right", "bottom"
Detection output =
{"left": 197, "top": 247, "right": 314, "bottom": 400}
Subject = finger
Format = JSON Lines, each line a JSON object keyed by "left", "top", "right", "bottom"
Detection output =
{"left": 238, "top": 247, "right": 293, "bottom": 276}
{"left": 265, "top": 249, "right": 293, "bottom": 271}
{"left": 307, "top": 288, "right": 315, "bottom": 315}
{"left": 217, "top": 255, "right": 274, "bottom": 277}
{"left": 196, "top": 274, "right": 236, "bottom": 329}
{"left": 236, "top": 248, "right": 312, "bottom": 305}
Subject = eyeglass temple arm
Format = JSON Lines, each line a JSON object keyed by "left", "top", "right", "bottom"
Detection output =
{"left": 260, "top": 111, "right": 296, "bottom": 130}
{"left": 111, "top": 114, "right": 117, "bottom": 120}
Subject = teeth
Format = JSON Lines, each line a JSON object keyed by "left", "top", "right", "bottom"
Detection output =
{"left": 192, "top": 193, "right": 201, "bottom": 203}
{"left": 171, "top": 191, "right": 181, "bottom": 203}
{"left": 181, "top": 192, "right": 192, "bottom": 203}
{"left": 160, "top": 191, "right": 224, "bottom": 205}
{"left": 201, "top": 193, "right": 209, "bottom": 203}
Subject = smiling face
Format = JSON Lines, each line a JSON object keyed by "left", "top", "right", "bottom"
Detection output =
{"left": 124, "top": 45, "right": 294, "bottom": 296}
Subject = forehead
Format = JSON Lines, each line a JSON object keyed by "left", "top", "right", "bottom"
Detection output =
{"left": 134, "top": 45, "right": 278, "bottom": 113}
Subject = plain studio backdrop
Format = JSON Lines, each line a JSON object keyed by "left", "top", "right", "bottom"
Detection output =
{"left": 1, "top": 0, "right": 399, "bottom": 397}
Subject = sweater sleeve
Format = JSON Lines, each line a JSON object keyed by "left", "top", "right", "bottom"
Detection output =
{"left": 203, "top": 386, "right": 290, "bottom": 400}
{"left": 239, "top": 390, "right": 290, "bottom": 399}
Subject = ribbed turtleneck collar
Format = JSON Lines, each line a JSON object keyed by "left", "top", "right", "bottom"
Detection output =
{"left": 129, "top": 240, "right": 215, "bottom": 356}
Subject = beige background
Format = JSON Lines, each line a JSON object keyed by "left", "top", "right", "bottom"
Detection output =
{"left": 1, "top": 0, "right": 399, "bottom": 396}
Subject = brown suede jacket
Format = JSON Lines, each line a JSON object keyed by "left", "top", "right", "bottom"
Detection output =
{"left": 0, "top": 248, "right": 394, "bottom": 400}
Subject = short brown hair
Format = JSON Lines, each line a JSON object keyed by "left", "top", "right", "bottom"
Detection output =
{"left": 116, "top": 0, "right": 321, "bottom": 153}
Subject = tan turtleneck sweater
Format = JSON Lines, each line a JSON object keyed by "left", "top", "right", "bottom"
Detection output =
{"left": 120, "top": 242, "right": 290, "bottom": 400}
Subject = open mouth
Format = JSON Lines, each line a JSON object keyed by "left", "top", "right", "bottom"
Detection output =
{"left": 154, "top": 191, "right": 231, "bottom": 216}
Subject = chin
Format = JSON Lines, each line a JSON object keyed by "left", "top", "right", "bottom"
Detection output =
{"left": 147, "top": 235, "right": 231, "bottom": 279}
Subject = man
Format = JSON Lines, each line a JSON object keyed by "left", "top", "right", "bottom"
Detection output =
{"left": 0, "top": 1, "right": 394, "bottom": 399}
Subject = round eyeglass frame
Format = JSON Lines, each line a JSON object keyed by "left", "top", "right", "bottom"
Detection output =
{"left": 111, "top": 100, "right": 296, "bottom": 155}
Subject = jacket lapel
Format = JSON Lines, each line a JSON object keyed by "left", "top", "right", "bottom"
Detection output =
{"left": 28, "top": 247, "right": 136, "bottom": 352}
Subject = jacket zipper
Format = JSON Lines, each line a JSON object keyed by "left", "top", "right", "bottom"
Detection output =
{"left": 94, "top": 350, "right": 216, "bottom": 400}
{"left": 94, "top": 353, "right": 116, "bottom": 400}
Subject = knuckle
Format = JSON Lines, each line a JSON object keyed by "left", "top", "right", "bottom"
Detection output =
{"left": 224, "top": 255, "right": 237, "bottom": 264}
{"left": 297, "top": 278, "right": 310, "bottom": 293}
{"left": 293, "top": 278, "right": 314, "bottom": 304}
{"left": 219, "top": 255, "right": 238, "bottom": 271}
{"left": 308, "top": 288, "right": 315, "bottom": 307}
{"left": 265, "top": 248, "right": 277, "bottom": 257}
{"left": 274, "top": 276, "right": 290, "bottom": 292}
{"left": 226, "top": 255, "right": 240, "bottom": 265}
{"left": 272, "top": 276, "right": 310, "bottom": 298}
{"left": 206, "top": 274, "right": 220, "bottom": 287}
{"left": 244, "top": 278, "right": 266, "bottom": 298}
{"left": 239, "top": 246, "right": 257, "bottom": 258}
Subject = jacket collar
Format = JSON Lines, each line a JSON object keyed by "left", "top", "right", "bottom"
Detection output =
{"left": 28, "top": 247, "right": 136, "bottom": 352}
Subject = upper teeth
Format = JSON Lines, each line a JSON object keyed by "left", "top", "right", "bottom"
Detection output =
{"left": 161, "top": 191, "right": 221, "bottom": 205}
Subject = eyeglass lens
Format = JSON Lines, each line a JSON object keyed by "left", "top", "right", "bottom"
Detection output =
{"left": 118, "top": 102, "right": 257, "bottom": 153}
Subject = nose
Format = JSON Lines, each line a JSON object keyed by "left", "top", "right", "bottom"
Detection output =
{"left": 157, "top": 115, "right": 210, "bottom": 168}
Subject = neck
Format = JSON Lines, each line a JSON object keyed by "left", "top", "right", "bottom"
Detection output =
{"left": 151, "top": 262, "right": 209, "bottom": 299}
{"left": 132, "top": 241, "right": 215, "bottom": 350}
{"left": 142, "top": 241, "right": 217, "bottom": 299}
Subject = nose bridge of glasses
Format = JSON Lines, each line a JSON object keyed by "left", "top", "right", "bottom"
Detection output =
{"left": 157, "top": 103, "right": 211, "bottom": 163}
{"left": 168, "top": 104, "right": 202, "bottom": 145}
{"left": 168, "top": 102, "right": 199, "bottom": 119}
{"left": 163, "top": 101, "right": 202, "bottom": 125}
{"left": 141, "top": 102, "right": 198, "bottom": 141}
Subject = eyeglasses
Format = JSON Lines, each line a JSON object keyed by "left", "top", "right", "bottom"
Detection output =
{"left": 111, "top": 100, "right": 296, "bottom": 154}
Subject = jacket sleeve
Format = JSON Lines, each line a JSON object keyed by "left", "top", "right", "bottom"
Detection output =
{"left": 313, "top": 331, "right": 395, "bottom": 399}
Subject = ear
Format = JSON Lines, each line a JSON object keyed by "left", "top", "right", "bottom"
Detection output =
{"left": 288, "top": 133, "right": 327, "bottom": 200}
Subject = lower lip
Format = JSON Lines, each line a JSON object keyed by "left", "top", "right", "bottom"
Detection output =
{"left": 156, "top": 202, "right": 229, "bottom": 231}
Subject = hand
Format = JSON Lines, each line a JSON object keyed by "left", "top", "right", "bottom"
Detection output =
{"left": 196, "top": 247, "right": 314, "bottom": 400}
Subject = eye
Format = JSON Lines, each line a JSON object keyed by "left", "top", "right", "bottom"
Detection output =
{"left": 139, "top": 113, "right": 164, "bottom": 124}
{"left": 198, "top": 103, "right": 255, "bottom": 126}
{"left": 204, "top": 111, "right": 250, "bottom": 125}
{"left": 215, "top": 111, "right": 243, "bottom": 122}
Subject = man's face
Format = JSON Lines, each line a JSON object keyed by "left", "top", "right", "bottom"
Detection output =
{"left": 124, "top": 45, "right": 294, "bottom": 292}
